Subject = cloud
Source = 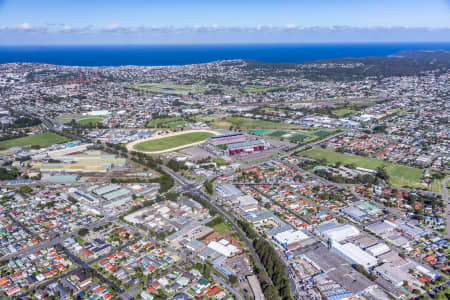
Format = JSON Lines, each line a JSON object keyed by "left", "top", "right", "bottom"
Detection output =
{"left": 1, "top": 23, "right": 450, "bottom": 35}
{"left": 0, "top": 22, "right": 47, "bottom": 33}
{"left": 1, "top": 23, "right": 450, "bottom": 44}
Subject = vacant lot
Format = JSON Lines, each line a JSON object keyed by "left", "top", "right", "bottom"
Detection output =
{"left": 0, "top": 132, "right": 69, "bottom": 149}
{"left": 133, "top": 132, "right": 214, "bottom": 152}
{"left": 126, "top": 83, "right": 209, "bottom": 95}
{"left": 212, "top": 117, "right": 298, "bottom": 130}
{"left": 301, "top": 148, "right": 425, "bottom": 189}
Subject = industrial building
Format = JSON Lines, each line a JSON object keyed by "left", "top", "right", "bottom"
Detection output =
{"left": 42, "top": 174, "right": 80, "bottom": 183}
{"left": 365, "top": 243, "right": 390, "bottom": 257}
{"left": 331, "top": 241, "right": 377, "bottom": 270}
{"left": 273, "top": 230, "right": 309, "bottom": 249}
{"left": 33, "top": 150, "right": 126, "bottom": 173}
{"left": 235, "top": 195, "right": 259, "bottom": 213}
{"left": 215, "top": 184, "right": 244, "bottom": 199}
{"left": 341, "top": 202, "right": 382, "bottom": 222}
{"left": 315, "top": 223, "right": 360, "bottom": 242}
{"left": 207, "top": 240, "right": 239, "bottom": 257}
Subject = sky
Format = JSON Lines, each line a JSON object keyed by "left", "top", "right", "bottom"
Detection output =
{"left": 0, "top": 0, "right": 449, "bottom": 44}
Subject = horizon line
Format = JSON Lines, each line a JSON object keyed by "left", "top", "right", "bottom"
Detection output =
{"left": 1, "top": 41, "right": 450, "bottom": 47}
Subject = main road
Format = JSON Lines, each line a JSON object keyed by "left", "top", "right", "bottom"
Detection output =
{"left": 162, "top": 165, "right": 276, "bottom": 289}
{"left": 443, "top": 177, "right": 450, "bottom": 238}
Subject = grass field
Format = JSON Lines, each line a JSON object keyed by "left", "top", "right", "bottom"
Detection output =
{"left": 133, "top": 132, "right": 214, "bottom": 152}
{"left": 212, "top": 221, "right": 233, "bottom": 234}
{"left": 146, "top": 117, "right": 191, "bottom": 128}
{"left": 0, "top": 132, "right": 69, "bottom": 149}
{"left": 333, "top": 108, "right": 356, "bottom": 117}
{"left": 212, "top": 117, "right": 298, "bottom": 130}
{"left": 268, "top": 130, "right": 288, "bottom": 137}
{"left": 126, "top": 83, "right": 209, "bottom": 95}
{"left": 290, "top": 133, "right": 310, "bottom": 142}
{"left": 55, "top": 113, "right": 84, "bottom": 124}
{"left": 237, "top": 84, "right": 281, "bottom": 93}
{"left": 76, "top": 117, "right": 105, "bottom": 125}
{"left": 301, "top": 147, "right": 426, "bottom": 189}
{"left": 251, "top": 128, "right": 336, "bottom": 144}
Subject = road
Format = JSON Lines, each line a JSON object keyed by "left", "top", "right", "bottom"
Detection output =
{"left": 443, "top": 177, "right": 450, "bottom": 238}
{"left": 189, "top": 189, "right": 274, "bottom": 286}
{"left": 212, "top": 273, "right": 245, "bottom": 300}
{"left": 1, "top": 215, "right": 116, "bottom": 262}
{"left": 15, "top": 236, "right": 139, "bottom": 299}
{"left": 161, "top": 165, "right": 277, "bottom": 295}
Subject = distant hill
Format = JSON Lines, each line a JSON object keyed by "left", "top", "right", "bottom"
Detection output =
{"left": 242, "top": 49, "right": 450, "bottom": 81}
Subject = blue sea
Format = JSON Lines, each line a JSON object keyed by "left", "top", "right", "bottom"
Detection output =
{"left": 0, "top": 43, "right": 449, "bottom": 66}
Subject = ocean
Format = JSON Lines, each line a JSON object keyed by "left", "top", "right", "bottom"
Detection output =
{"left": 0, "top": 43, "right": 450, "bottom": 66}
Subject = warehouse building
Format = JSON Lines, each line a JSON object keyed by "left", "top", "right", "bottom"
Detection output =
{"left": 207, "top": 240, "right": 239, "bottom": 257}
{"left": 34, "top": 151, "right": 126, "bottom": 173}
{"left": 366, "top": 243, "right": 390, "bottom": 257}
{"left": 273, "top": 230, "right": 309, "bottom": 249}
{"left": 235, "top": 195, "right": 259, "bottom": 213}
{"left": 315, "top": 223, "right": 360, "bottom": 242}
{"left": 42, "top": 174, "right": 80, "bottom": 183}
{"left": 215, "top": 184, "right": 243, "bottom": 199}
{"left": 331, "top": 241, "right": 377, "bottom": 270}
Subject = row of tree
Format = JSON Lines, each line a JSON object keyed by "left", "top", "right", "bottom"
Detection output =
{"left": 253, "top": 238, "right": 293, "bottom": 300}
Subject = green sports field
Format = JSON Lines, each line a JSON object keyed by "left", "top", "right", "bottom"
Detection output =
{"left": 126, "top": 83, "right": 209, "bottom": 95}
{"left": 146, "top": 117, "right": 192, "bottom": 128}
{"left": 0, "top": 132, "right": 69, "bottom": 149}
{"left": 237, "top": 84, "right": 281, "bottom": 93}
{"left": 251, "top": 128, "right": 336, "bottom": 144}
{"left": 76, "top": 117, "right": 105, "bottom": 125}
{"left": 212, "top": 117, "right": 298, "bottom": 130}
{"left": 333, "top": 108, "right": 356, "bottom": 117}
{"left": 301, "top": 147, "right": 425, "bottom": 189}
{"left": 133, "top": 132, "right": 214, "bottom": 152}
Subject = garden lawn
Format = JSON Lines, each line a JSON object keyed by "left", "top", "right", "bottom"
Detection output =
{"left": 133, "top": 132, "right": 214, "bottom": 152}
{"left": 0, "top": 132, "right": 69, "bottom": 149}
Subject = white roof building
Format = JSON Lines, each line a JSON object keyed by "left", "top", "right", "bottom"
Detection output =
{"left": 366, "top": 243, "right": 390, "bottom": 257}
{"left": 237, "top": 195, "right": 259, "bottom": 212}
{"left": 319, "top": 224, "right": 360, "bottom": 242}
{"left": 274, "top": 230, "right": 309, "bottom": 246}
{"left": 207, "top": 240, "right": 238, "bottom": 257}
{"left": 332, "top": 242, "right": 377, "bottom": 270}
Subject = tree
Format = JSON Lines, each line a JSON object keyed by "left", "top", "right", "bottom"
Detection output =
{"left": 78, "top": 228, "right": 89, "bottom": 236}
{"left": 19, "top": 186, "right": 32, "bottom": 194}
{"left": 229, "top": 275, "right": 237, "bottom": 284}
{"left": 376, "top": 166, "right": 389, "bottom": 181}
